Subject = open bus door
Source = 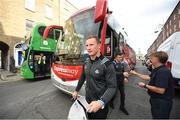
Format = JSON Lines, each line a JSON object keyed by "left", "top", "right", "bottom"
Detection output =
{"left": 43, "top": 25, "right": 63, "bottom": 62}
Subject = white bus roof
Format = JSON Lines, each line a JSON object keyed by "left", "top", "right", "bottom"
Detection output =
{"left": 107, "top": 14, "right": 128, "bottom": 39}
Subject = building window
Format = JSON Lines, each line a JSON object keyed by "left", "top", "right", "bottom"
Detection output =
{"left": 166, "top": 31, "right": 169, "bottom": 37}
{"left": 174, "top": 15, "right": 176, "bottom": 20}
{"left": 25, "top": 0, "right": 36, "bottom": 11}
{"left": 166, "top": 24, "right": 168, "bottom": 29}
{"left": 45, "top": 5, "right": 53, "bottom": 19}
{"left": 64, "top": 16, "right": 68, "bottom": 21}
{"left": 169, "top": 20, "right": 171, "bottom": 26}
{"left": 163, "top": 31, "right": 165, "bottom": 40}
{"left": 170, "top": 28, "right": 172, "bottom": 34}
{"left": 178, "top": 9, "right": 180, "bottom": 14}
{"left": 174, "top": 25, "right": 176, "bottom": 32}
{"left": 25, "top": 19, "right": 34, "bottom": 33}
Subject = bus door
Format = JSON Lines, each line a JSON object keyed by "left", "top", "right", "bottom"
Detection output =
{"left": 29, "top": 51, "right": 52, "bottom": 77}
{"left": 103, "top": 25, "right": 119, "bottom": 60}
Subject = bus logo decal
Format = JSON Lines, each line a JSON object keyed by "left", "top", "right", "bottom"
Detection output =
{"left": 54, "top": 66, "right": 78, "bottom": 76}
{"left": 52, "top": 64, "right": 83, "bottom": 80}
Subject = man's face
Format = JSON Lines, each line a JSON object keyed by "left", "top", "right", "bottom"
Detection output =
{"left": 115, "top": 55, "right": 124, "bottom": 63}
{"left": 85, "top": 38, "right": 100, "bottom": 56}
{"left": 150, "top": 56, "right": 159, "bottom": 66}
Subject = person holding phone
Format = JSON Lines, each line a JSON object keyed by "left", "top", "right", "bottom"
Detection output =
{"left": 130, "top": 51, "right": 174, "bottom": 119}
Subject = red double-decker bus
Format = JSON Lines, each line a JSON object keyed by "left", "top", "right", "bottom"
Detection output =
{"left": 43, "top": 0, "right": 136, "bottom": 95}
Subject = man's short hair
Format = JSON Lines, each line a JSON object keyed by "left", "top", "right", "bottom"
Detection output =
{"left": 86, "top": 35, "right": 101, "bottom": 44}
{"left": 114, "top": 52, "right": 124, "bottom": 57}
{"left": 150, "top": 51, "right": 168, "bottom": 64}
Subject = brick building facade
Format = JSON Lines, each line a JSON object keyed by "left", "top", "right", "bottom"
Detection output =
{"left": 147, "top": 1, "right": 180, "bottom": 56}
{"left": 0, "top": 0, "right": 78, "bottom": 71}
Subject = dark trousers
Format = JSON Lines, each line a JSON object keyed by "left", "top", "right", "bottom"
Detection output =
{"left": 150, "top": 98, "right": 173, "bottom": 119}
{"left": 39, "top": 63, "right": 45, "bottom": 76}
{"left": 119, "top": 84, "right": 125, "bottom": 107}
{"left": 111, "top": 84, "right": 125, "bottom": 107}
{"left": 87, "top": 105, "right": 109, "bottom": 119}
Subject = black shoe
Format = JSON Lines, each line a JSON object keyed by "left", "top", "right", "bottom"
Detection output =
{"left": 119, "top": 106, "right": 129, "bottom": 115}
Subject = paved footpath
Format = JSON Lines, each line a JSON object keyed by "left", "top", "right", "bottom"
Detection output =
{"left": 0, "top": 69, "right": 22, "bottom": 84}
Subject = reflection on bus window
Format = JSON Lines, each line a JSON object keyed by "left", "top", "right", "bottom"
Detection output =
{"left": 55, "top": 8, "right": 101, "bottom": 65}
{"left": 38, "top": 26, "right": 60, "bottom": 40}
{"left": 104, "top": 25, "right": 112, "bottom": 56}
{"left": 105, "top": 38, "right": 111, "bottom": 56}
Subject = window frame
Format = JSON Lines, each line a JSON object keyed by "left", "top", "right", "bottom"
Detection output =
{"left": 25, "top": 0, "right": 36, "bottom": 12}
{"left": 25, "top": 19, "right": 34, "bottom": 33}
{"left": 45, "top": 4, "right": 53, "bottom": 19}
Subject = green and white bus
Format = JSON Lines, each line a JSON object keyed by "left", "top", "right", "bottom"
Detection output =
{"left": 21, "top": 23, "right": 63, "bottom": 79}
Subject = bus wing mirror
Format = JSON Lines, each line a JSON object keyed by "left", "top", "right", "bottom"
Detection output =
{"left": 94, "top": 0, "right": 107, "bottom": 23}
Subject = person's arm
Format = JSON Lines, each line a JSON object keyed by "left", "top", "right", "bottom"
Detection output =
{"left": 123, "top": 61, "right": 130, "bottom": 78}
{"left": 138, "top": 82, "right": 166, "bottom": 94}
{"left": 72, "top": 68, "right": 86, "bottom": 100}
{"left": 123, "top": 61, "right": 130, "bottom": 72}
{"left": 146, "top": 85, "right": 166, "bottom": 94}
{"left": 87, "top": 63, "right": 117, "bottom": 113}
{"left": 75, "top": 69, "right": 86, "bottom": 92}
{"left": 147, "top": 70, "right": 170, "bottom": 94}
{"left": 130, "top": 70, "right": 150, "bottom": 81}
{"left": 100, "top": 63, "right": 117, "bottom": 104}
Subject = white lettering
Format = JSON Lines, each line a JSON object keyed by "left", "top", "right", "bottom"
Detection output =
{"left": 54, "top": 66, "right": 79, "bottom": 76}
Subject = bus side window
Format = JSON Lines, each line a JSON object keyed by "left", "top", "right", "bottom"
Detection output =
{"left": 105, "top": 38, "right": 111, "bottom": 56}
{"left": 104, "top": 26, "right": 112, "bottom": 57}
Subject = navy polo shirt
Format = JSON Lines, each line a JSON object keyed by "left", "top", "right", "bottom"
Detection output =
{"left": 148, "top": 65, "right": 174, "bottom": 100}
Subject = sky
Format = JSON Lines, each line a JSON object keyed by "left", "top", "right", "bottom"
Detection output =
{"left": 68, "top": 0, "right": 179, "bottom": 54}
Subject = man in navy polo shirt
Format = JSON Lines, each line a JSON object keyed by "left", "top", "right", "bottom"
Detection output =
{"left": 131, "top": 51, "right": 174, "bottom": 119}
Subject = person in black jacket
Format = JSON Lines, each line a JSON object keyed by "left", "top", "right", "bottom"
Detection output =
{"left": 72, "top": 35, "right": 117, "bottom": 119}
{"left": 110, "top": 52, "right": 130, "bottom": 115}
{"left": 130, "top": 51, "right": 174, "bottom": 119}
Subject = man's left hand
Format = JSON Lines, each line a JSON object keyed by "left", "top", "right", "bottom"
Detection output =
{"left": 87, "top": 101, "right": 102, "bottom": 113}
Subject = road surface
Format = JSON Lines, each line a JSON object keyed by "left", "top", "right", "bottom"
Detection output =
{"left": 0, "top": 61, "right": 180, "bottom": 119}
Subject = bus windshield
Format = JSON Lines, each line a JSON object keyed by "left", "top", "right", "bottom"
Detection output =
{"left": 55, "top": 8, "right": 101, "bottom": 59}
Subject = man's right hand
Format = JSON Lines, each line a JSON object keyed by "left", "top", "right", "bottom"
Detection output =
{"left": 138, "top": 82, "right": 146, "bottom": 88}
{"left": 123, "top": 72, "right": 129, "bottom": 78}
{"left": 72, "top": 91, "right": 79, "bottom": 100}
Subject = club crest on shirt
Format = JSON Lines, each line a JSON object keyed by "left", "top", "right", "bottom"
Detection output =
{"left": 95, "top": 69, "right": 99, "bottom": 74}
{"left": 116, "top": 65, "right": 119, "bottom": 68}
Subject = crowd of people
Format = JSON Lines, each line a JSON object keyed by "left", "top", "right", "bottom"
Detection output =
{"left": 71, "top": 35, "right": 174, "bottom": 119}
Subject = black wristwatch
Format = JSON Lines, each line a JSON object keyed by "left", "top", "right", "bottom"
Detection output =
{"left": 144, "top": 84, "right": 147, "bottom": 89}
